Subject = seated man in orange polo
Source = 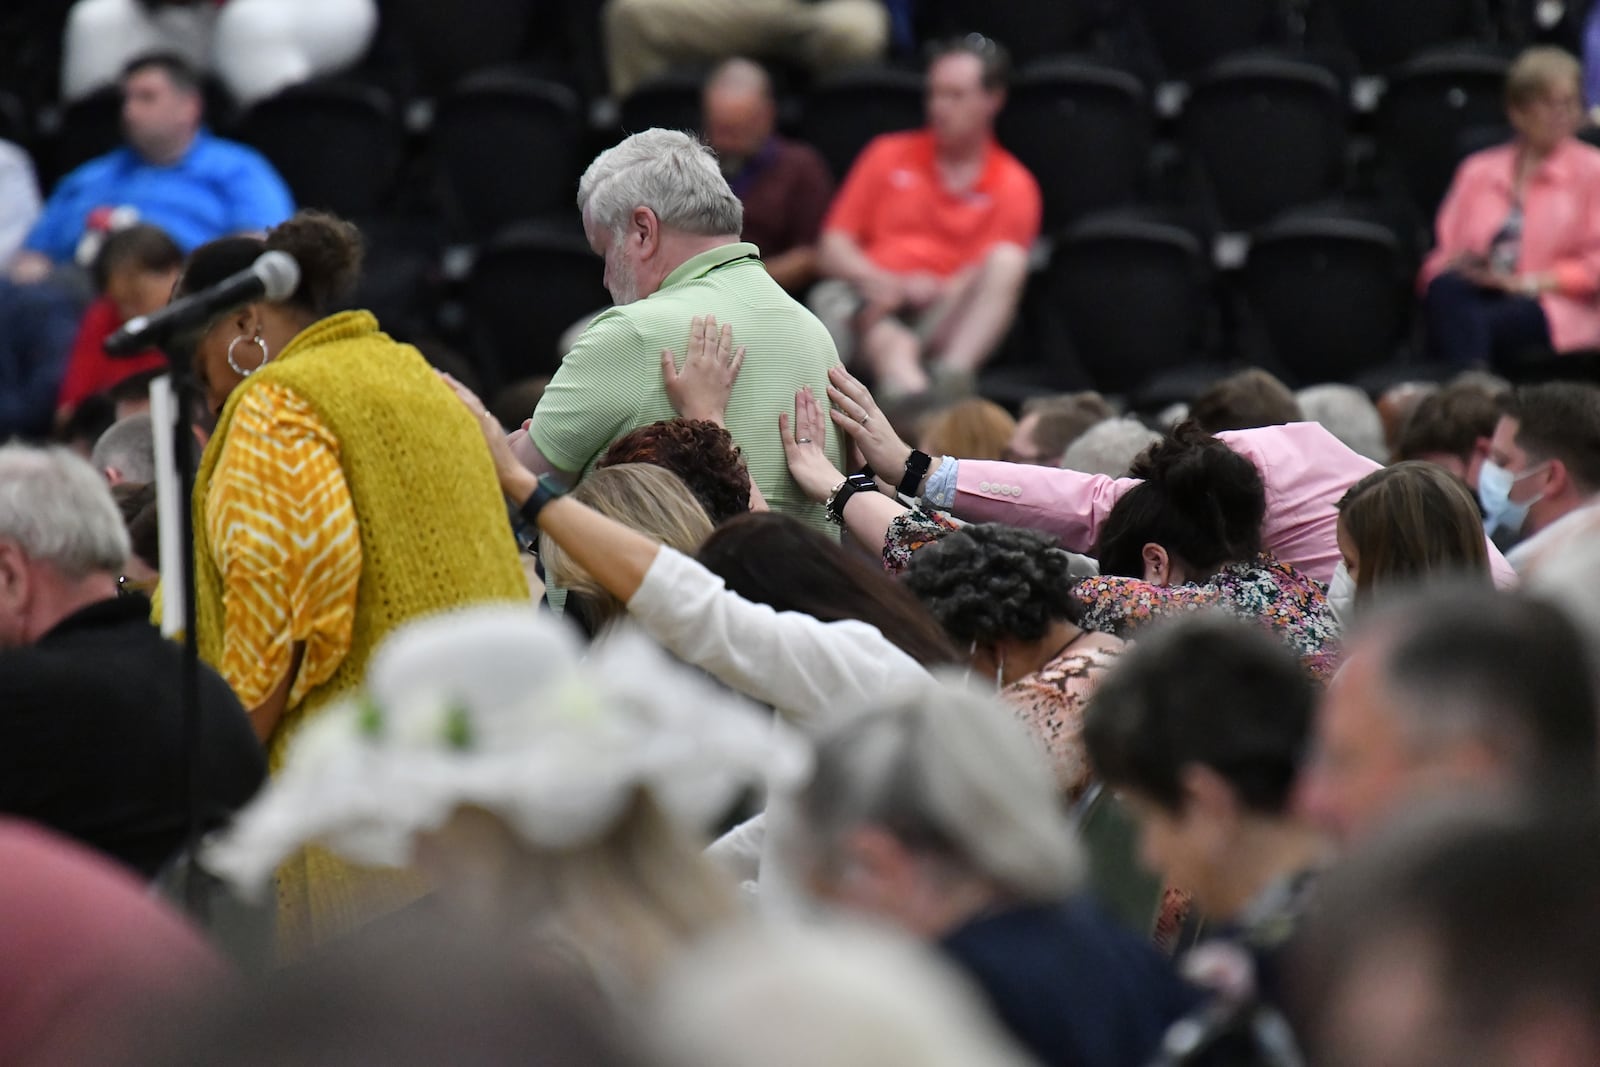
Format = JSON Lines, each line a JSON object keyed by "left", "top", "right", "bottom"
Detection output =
{"left": 813, "top": 36, "right": 1040, "bottom": 397}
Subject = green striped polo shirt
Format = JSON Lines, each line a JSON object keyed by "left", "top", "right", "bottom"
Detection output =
{"left": 528, "top": 241, "right": 842, "bottom": 533}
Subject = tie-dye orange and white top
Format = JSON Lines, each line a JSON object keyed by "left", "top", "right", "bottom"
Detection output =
{"left": 205, "top": 382, "right": 361, "bottom": 709}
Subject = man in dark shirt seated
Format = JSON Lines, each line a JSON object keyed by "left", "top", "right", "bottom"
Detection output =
{"left": 0, "top": 442, "right": 265, "bottom": 879}
{"left": 702, "top": 58, "right": 834, "bottom": 295}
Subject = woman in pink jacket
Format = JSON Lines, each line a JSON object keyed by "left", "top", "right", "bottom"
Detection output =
{"left": 1422, "top": 47, "right": 1600, "bottom": 369}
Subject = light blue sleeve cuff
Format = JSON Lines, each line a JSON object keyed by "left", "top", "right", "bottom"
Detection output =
{"left": 923, "top": 458, "right": 959, "bottom": 509}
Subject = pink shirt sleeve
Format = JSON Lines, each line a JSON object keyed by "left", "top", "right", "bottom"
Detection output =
{"left": 952, "top": 423, "right": 1380, "bottom": 586}
{"left": 952, "top": 461, "right": 1138, "bottom": 554}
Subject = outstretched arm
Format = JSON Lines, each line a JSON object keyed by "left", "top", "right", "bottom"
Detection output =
{"left": 781, "top": 385, "right": 907, "bottom": 554}
{"left": 447, "top": 372, "right": 661, "bottom": 602}
{"left": 826, "top": 364, "right": 1134, "bottom": 552}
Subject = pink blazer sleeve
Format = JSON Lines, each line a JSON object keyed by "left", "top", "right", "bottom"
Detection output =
{"left": 953, "top": 424, "right": 1381, "bottom": 586}
{"left": 952, "top": 462, "right": 1139, "bottom": 554}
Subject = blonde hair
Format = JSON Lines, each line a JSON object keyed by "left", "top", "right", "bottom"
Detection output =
{"left": 917, "top": 399, "right": 1017, "bottom": 461}
{"left": 1506, "top": 46, "right": 1582, "bottom": 110}
{"left": 540, "top": 464, "right": 713, "bottom": 628}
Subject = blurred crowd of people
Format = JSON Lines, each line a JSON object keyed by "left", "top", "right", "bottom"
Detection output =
{"left": 4, "top": 4, "right": 1600, "bottom": 1067}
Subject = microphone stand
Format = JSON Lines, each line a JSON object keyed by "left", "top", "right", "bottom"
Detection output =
{"left": 150, "top": 337, "right": 209, "bottom": 925}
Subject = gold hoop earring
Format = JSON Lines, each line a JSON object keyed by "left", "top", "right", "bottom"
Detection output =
{"left": 227, "top": 334, "right": 269, "bottom": 377}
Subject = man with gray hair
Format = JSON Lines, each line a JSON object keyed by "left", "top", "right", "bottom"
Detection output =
{"left": 0, "top": 443, "right": 263, "bottom": 878}
{"left": 1058, "top": 417, "right": 1161, "bottom": 477}
{"left": 1295, "top": 383, "right": 1387, "bottom": 463}
{"left": 515, "top": 128, "right": 841, "bottom": 532}
{"left": 701, "top": 58, "right": 833, "bottom": 294}
{"left": 90, "top": 411, "right": 156, "bottom": 485}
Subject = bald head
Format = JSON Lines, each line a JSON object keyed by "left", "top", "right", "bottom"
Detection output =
{"left": 704, "top": 59, "right": 776, "bottom": 175}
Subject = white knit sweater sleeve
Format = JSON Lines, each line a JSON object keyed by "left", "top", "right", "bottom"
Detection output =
{"left": 627, "top": 546, "right": 929, "bottom": 728}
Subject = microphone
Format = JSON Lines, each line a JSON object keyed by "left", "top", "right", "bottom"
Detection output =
{"left": 106, "top": 250, "right": 301, "bottom": 356}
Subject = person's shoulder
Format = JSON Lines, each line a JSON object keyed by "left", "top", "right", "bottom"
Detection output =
{"left": 988, "top": 142, "right": 1041, "bottom": 192}
{"left": 557, "top": 304, "right": 653, "bottom": 373}
{"left": 55, "top": 147, "right": 131, "bottom": 190}
{"left": 0, "top": 138, "right": 34, "bottom": 172}
{"left": 776, "top": 136, "right": 833, "bottom": 174}
{"left": 851, "top": 130, "right": 929, "bottom": 172}
{"left": 575, "top": 301, "right": 650, "bottom": 344}
{"left": 190, "top": 132, "right": 282, "bottom": 175}
{"left": 1455, "top": 141, "right": 1516, "bottom": 179}
{"left": 1559, "top": 137, "right": 1600, "bottom": 175}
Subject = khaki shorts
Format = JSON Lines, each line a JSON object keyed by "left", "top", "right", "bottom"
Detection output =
{"left": 808, "top": 279, "right": 950, "bottom": 365}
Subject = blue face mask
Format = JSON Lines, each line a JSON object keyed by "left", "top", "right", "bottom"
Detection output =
{"left": 1478, "top": 459, "right": 1548, "bottom": 540}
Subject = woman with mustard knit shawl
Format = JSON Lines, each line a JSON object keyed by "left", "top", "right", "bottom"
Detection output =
{"left": 172, "top": 211, "right": 528, "bottom": 958}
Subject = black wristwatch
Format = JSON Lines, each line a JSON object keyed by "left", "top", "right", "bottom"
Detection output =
{"left": 898, "top": 449, "right": 932, "bottom": 498}
{"left": 518, "top": 473, "right": 569, "bottom": 526}
{"left": 826, "top": 473, "right": 878, "bottom": 525}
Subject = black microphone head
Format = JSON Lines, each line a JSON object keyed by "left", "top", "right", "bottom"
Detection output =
{"left": 253, "top": 251, "right": 300, "bottom": 303}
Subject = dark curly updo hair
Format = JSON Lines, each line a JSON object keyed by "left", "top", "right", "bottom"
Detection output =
{"left": 901, "top": 524, "right": 1083, "bottom": 646}
{"left": 597, "top": 419, "right": 751, "bottom": 525}
{"left": 174, "top": 209, "right": 364, "bottom": 319}
{"left": 1094, "top": 422, "right": 1265, "bottom": 579}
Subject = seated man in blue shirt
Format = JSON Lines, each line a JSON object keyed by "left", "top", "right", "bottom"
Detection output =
{"left": 10, "top": 52, "right": 294, "bottom": 282}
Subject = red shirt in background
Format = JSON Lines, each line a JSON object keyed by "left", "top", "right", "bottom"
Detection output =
{"left": 823, "top": 130, "right": 1042, "bottom": 278}
{"left": 56, "top": 297, "right": 167, "bottom": 413}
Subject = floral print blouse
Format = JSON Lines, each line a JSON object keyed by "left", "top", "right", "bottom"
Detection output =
{"left": 1001, "top": 631, "right": 1125, "bottom": 802}
{"left": 1071, "top": 553, "right": 1340, "bottom": 682}
{"left": 883, "top": 508, "right": 1341, "bottom": 683}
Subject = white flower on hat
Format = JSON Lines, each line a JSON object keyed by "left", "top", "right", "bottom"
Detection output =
{"left": 205, "top": 606, "right": 805, "bottom": 898}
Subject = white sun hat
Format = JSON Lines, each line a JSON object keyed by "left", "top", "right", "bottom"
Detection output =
{"left": 205, "top": 605, "right": 807, "bottom": 898}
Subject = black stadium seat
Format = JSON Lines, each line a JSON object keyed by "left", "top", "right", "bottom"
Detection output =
{"left": 1239, "top": 212, "right": 1407, "bottom": 384}
{"left": 0, "top": 91, "right": 27, "bottom": 150}
{"left": 921, "top": 0, "right": 1091, "bottom": 66}
{"left": 1181, "top": 55, "right": 1347, "bottom": 232}
{"left": 799, "top": 66, "right": 925, "bottom": 181}
{"left": 462, "top": 223, "right": 611, "bottom": 389}
{"left": 432, "top": 72, "right": 585, "bottom": 242}
{"left": 999, "top": 59, "right": 1151, "bottom": 232}
{"left": 387, "top": 0, "right": 543, "bottom": 95}
{"left": 617, "top": 69, "right": 706, "bottom": 139}
{"left": 233, "top": 82, "right": 400, "bottom": 218}
{"left": 49, "top": 85, "right": 122, "bottom": 185}
{"left": 1135, "top": 0, "right": 1285, "bottom": 80}
{"left": 1376, "top": 48, "right": 1510, "bottom": 223}
{"left": 1041, "top": 212, "right": 1214, "bottom": 396}
{"left": 1325, "top": 0, "right": 1491, "bottom": 73}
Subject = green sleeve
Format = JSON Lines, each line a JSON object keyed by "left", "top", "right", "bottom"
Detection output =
{"left": 527, "top": 310, "right": 645, "bottom": 474}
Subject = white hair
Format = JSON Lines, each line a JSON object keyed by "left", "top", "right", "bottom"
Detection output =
{"left": 577, "top": 128, "right": 743, "bottom": 237}
{"left": 0, "top": 443, "right": 129, "bottom": 577}
{"left": 91, "top": 412, "right": 157, "bottom": 483}
{"left": 796, "top": 678, "right": 1083, "bottom": 901}
{"left": 1060, "top": 417, "right": 1161, "bottom": 476}
{"left": 653, "top": 922, "right": 1037, "bottom": 1067}
{"left": 1297, "top": 383, "right": 1388, "bottom": 463}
